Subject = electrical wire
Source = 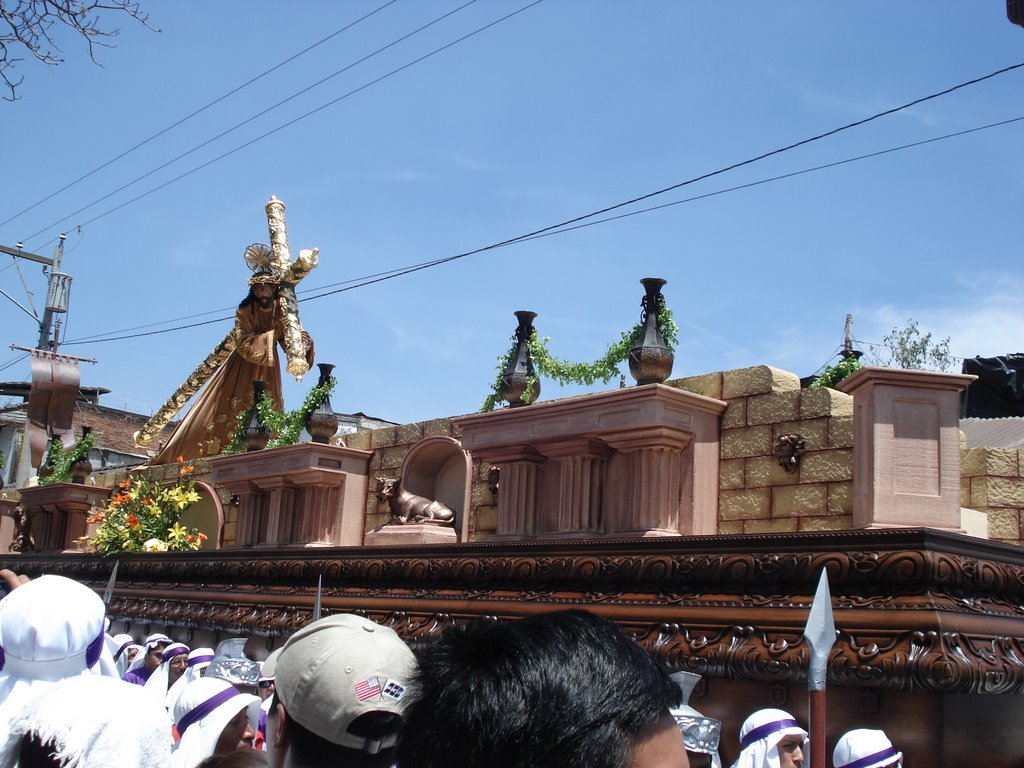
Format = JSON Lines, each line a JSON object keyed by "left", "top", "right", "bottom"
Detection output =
{"left": 19, "top": 0, "right": 515, "bottom": 249}
{"left": 0, "top": 0, "right": 401, "bottom": 231}
{"left": 58, "top": 112, "right": 1023, "bottom": 347}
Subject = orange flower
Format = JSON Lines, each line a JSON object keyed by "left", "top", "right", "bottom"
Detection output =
{"left": 175, "top": 456, "right": 185, "bottom": 464}
{"left": 86, "top": 511, "right": 104, "bottom": 524}
{"left": 118, "top": 477, "right": 131, "bottom": 490}
{"left": 112, "top": 492, "right": 130, "bottom": 505}
{"left": 197, "top": 532, "right": 207, "bottom": 541}
{"left": 127, "top": 514, "right": 140, "bottom": 528}
{"left": 179, "top": 464, "right": 194, "bottom": 476}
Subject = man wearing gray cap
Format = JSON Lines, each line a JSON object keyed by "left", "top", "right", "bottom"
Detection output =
{"left": 266, "top": 614, "right": 416, "bottom": 768}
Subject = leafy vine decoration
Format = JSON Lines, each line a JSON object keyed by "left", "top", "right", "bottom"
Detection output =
{"left": 481, "top": 305, "right": 678, "bottom": 412}
{"left": 38, "top": 431, "right": 95, "bottom": 485}
{"left": 810, "top": 354, "right": 863, "bottom": 390}
{"left": 224, "top": 377, "right": 337, "bottom": 454}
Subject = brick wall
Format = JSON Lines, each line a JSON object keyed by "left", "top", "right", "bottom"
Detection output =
{"left": 961, "top": 447, "right": 1024, "bottom": 546}
{"left": 669, "top": 365, "right": 854, "bottom": 534}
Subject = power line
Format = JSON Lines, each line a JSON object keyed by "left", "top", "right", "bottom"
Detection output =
{"left": 59, "top": 112, "right": 1022, "bottom": 347}
{"left": 0, "top": 0, "right": 400, "bottom": 232}
{"left": 21, "top": 0, "right": 528, "bottom": 250}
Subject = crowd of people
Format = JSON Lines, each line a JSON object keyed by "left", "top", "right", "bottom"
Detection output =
{"left": 0, "top": 569, "right": 903, "bottom": 768}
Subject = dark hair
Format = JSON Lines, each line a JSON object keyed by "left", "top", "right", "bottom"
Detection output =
{"left": 238, "top": 282, "right": 278, "bottom": 309}
{"left": 395, "top": 609, "right": 681, "bottom": 768}
{"left": 270, "top": 693, "right": 398, "bottom": 768}
{"left": 197, "top": 749, "right": 269, "bottom": 767}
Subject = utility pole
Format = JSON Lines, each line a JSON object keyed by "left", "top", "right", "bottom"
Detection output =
{"left": 842, "top": 313, "right": 854, "bottom": 356}
{"left": 0, "top": 236, "right": 71, "bottom": 351}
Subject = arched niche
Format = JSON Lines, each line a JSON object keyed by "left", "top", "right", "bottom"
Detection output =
{"left": 179, "top": 481, "right": 222, "bottom": 551}
{"left": 401, "top": 436, "right": 470, "bottom": 542}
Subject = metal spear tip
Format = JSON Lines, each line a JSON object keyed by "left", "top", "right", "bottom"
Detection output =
{"left": 803, "top": 567, "right": 837, "bottom": 692}
{"left": 102, "top": 560, "right": 120, "bottom": 605}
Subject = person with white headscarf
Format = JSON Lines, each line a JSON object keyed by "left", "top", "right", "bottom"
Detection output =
{"left": 730, "top": 708, "right": 807, "bottom": 768}
{"left": 123, "top": 632, "right": 172, "bottom": 685}
{"left": 833, "top": 729, "right": 902, "bottom": 768}
{"left": 3, "top": 673, "right": 174, "bottom": 768}
{"left": 172, "top": 675, "right": 260, "bottom": 768}
{"left": 167, "top": 647, "right": 216, "bottom": 712}
{"left": 107, "top": 633, "right": 138, "bottom": 677}
{"left": 146, "top": 641, "right": 191, "bottom": 700}
{"left": 0, "top": 574, "right": 118, "bottom": 766}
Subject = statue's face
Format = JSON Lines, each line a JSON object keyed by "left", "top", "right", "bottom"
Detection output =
{"left": 253, "top": 283, "right": 275, "bottom": 308}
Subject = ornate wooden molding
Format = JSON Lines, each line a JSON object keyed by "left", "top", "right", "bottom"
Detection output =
{"left": 5, "top": 528, "right": 1024, "bottom": 693}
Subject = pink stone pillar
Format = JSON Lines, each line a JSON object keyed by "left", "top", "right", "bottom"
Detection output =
{"left": 538, "top": 439, "right": 613, "bottom": 537}
{"left": 487, "top": 446, "right": 544, "bottom": 538}
{"left": 840, "top": 366, "right": 975, "bottom": 531}
{"left": 604, "top": 428, "right": 690, "bottom": 536}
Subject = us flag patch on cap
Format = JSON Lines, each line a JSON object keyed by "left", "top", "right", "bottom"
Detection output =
{"left": 354, "top": 676, "right": 382, "bottom": 701}
{"left": 382, "top": 680, "right": 407, "bottom": 701}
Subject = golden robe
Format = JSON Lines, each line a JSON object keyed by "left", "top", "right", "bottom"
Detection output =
{"left": 152, "top": 301, "right": 312, "bottom": 463}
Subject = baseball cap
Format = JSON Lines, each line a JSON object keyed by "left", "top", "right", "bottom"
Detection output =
{"left": 833, "top": 729, "right": 902, "bottom": 768}
{"left": 275, "top": 614, "right": 416, "bottom": 752}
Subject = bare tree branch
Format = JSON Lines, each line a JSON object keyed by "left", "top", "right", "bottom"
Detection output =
{"left": 1, "top": 1, "right": 156, "bottom": 101}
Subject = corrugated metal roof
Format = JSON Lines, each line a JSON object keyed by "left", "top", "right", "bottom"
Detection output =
{"left": 960, "top": 417, "right": 1024, "bottom": 448}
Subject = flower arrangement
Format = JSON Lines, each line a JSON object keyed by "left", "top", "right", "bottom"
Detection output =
{"left": 223, "top": 376, "right": 336, "bottom": 454}
{"left": 38, "top": 431, "right": 95, "bottom": 485}
{"left": 481, "top": 305, "right": 679, "bottom": 412}
{"left": 78, "top": 457, "right": 206, "bottom": 554}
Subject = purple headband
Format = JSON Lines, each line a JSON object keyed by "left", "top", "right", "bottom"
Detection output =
{"left": 741, "top": 718, "right": 802, "bottom": 749}
{"left": 0, "top": 629, "right": 104, "bottom": 672}
{"left": 162, "top": 643, "right": 189, "bottom": 662}
{"left": 188, "top": 653, "right": 214, "bottom": 667}
{"left": 114, "top": 639, "right": 135, "bottom": 659}
{"left": 177, "top": 687, "right": 241, "bottom": 735}
{"left": 839, "top": 747, "right": 900, "bottom": 768}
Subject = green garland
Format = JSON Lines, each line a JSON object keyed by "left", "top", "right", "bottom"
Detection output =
{"left": 224, "top": 377, "right": 337, "bottom": 454}
{"left": 481, "top": 305, "right": 679, "bottom": 412}
{"left": 39, "top": 432, "right": 95, "bottom": 485}
{"left": 810, "top": 355, "right": 863, "bottom": 390}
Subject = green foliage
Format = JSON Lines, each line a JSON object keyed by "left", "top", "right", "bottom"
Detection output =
{"left": 810, "top": 355, "right": 863, "bottom": 389}
{"left": 78, "top": 459, "right": 205, "bottom": 554}
{"left": 480, "top": 305, "right": 679, "bottom": 412}
{"left": 0, "top": 450, "right": 5, "bottom": 469}
{"left": 38, "top": 432, "right": 95, "bottom": 485}
{"left": 878, "top": 318, "right": 954, "bottom": 372}
{"left": 224, "top": 377, "right": 337, "bottom": 454}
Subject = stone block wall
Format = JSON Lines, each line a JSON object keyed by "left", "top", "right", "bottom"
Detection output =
{"left": 669, "top": 366, "right": 854, "bottom": 535}
{"left": 962, "top": 447, "right": 1024, "bottom": 546}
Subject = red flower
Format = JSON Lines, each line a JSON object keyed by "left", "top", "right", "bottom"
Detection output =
{"left": 127, "top": 514, "right": 140, "bottom": 529}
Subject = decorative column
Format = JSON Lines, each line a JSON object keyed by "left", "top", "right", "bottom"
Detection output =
{"left": 840, "top": 366, "right": 975, "bottom": 531}
{"left": 16, "top": 482, "right": 110, "bottom": 552}
{"left": 604, "top": 429, "right": 690, "bottom": 535}
{"left": 209, "top": 443, "right": 370, "bottom": 547}
{"left": 538, "top": 439, "right": 612, "bottom": 537}
{"left": 487, "top": 446, "right": 545, "bottom": 538}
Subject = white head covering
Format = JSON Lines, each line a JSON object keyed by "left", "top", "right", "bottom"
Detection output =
{"left": 4, "top": 673, "right": 173, "bottom": 768}
{"left": 171, "top": 676, "right": 260, "bottom": 768}
{"left": 125, "top": 632, "right": 172, "bottom": 676}
{"left": 144, "top": 642, "right": 190, "bottom": 699}
{"left": 833, "top": 729, "right": 902, "bottom": 768}
{"left": 107, "top": 633, "right": 136, "bottom": 677}
{"left": 166, "top": 647, "right": 215, "bottom": 712}
{"left": 0, "top": 575, "right": 111, "bottom": 765}
{"left": 730, "top": 708, "right": 808, "bottom": 768}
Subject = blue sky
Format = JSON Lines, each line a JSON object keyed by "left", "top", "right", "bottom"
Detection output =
{"left": 1, "top": 2, "right": 1021, "bottom": 426}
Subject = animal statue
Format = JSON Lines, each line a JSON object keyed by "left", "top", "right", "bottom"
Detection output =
{"left": 10, "top": 505, "right": 35, "bottom": 552}
{"left": 375, "top": 477, "right": 456, "bottom": 525}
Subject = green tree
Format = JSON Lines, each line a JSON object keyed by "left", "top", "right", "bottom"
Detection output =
{"left": 876, "top": 318, "right": 954, "bottom": 372}
{"left": 1, "top": 1, "right": 154, "bottom": 100}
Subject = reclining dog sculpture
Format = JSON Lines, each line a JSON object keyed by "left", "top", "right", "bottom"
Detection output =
{"left": 375, "top": 477, "right": 456, "bottom": 525}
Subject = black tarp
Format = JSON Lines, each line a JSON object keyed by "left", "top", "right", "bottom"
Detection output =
{"left": 961, "top": 354, "right": 1024, "bottom": 417}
